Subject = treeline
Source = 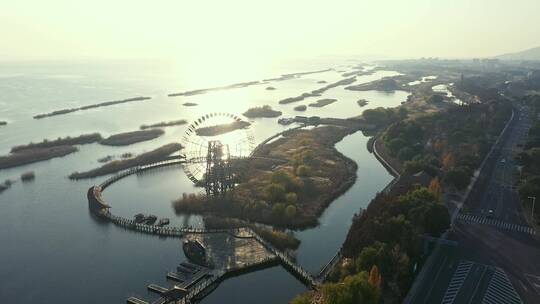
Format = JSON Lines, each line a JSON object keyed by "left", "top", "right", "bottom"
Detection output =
{"left": 516, "top": 95, "right": 540, "bottom": 222}
{"left": 383, "top": 101, "right": 512, "bottom": 190}
{"left": 293, "top": 187, "right": 450, "bottom": 304}
{"left": 338, "top": 187, "right": 449, "bottom": 301}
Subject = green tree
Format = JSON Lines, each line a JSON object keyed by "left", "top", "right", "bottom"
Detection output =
{"left": 445, "top": 166, "right": 471, "bottom": 190}
{"left": 387, "top": 138, "right": 407, "bottom": 155}
{"left": 296, "top": 165, "right": 310, "bottom": 177}
{"left": 272, "top": 202, "right": 286, "bottom": 217}
{"left": 285, "top": 205, "right": 297, "bottom": 218}
{"left": 397, "top": 147, "right": 416, "bottom": 161}
{"left": 286, "top": 192, "right": 298, "bottom": 205}
{"left": 264, "top": 183, "right": 286, "bottom": 202}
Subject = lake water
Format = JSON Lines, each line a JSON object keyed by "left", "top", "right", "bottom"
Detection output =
{"left": 0, "top": 59, "right": 400, "bottom": 303}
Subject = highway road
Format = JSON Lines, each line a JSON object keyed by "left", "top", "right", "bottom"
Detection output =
{"left": 411, "top": 105, "right": 540, "bottom": 304}
{"left": 470, "top": 105, "right": 533, "bottom": 225}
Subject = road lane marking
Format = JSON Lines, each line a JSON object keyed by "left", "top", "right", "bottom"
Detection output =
{"left": 456, "top": 214, "right": 535, "bottom": 235}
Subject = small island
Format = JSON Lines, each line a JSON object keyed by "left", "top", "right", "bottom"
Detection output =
{"left": 279, "top": 77, "right": 356, "bottom": 104}
{"left": 1, "top": 146, "right": 78, "bottom": 169}
{"left": 243, "top": 105, "right": 282, "bottom": 118}
{"left": 346, "top": 77, "right": 400, "bottom": 92}
{"left": 100, "top": 129, "right": 164, "bottom": 146}
{"left": 33, "top": 96, "right": 151, "bottom": 119}
{"left": 195, "top": 121, "right": 250, "bottom": 136}
{"left": 357, "top": 99, "right": 369, "bottom": 107}
{"left": 182, "top": 102, "right": 198, "bottom": 107}
{"left": 140, "top": 119, "right": 187, "bottom": 130}
{"left": 1, "top": 133, "right": 103, "bottom": 169}
{"left": 168, "top": 81, "right": 260, "bottom": 97}
{"left": 294, "top": 105, "right": 307, "bottom": 111}
{"left": 11, "top": 133, "right": 102, "bottom": 153}
{"left": 69, "top": 143, "right": 182, "bottom": 179}
{"left": 308, "top": 98, "right": 337, "bottom": 108}
{"left": 21, "top": 171, "right": 35, "bottom": 182}
{"left": 265, "top": 86, "right": 276, "bottom": 90}
{"left": 0, "top": 121, "right": 7, "bottom": 126}
{"left": 317, "top": 80, "right": 327, "bottom": 84}
{"left": 0, "top": 179, "right": 13, "bottom": 194}
{"left": 173, "top": 125, "right": 358, "bottom": 228}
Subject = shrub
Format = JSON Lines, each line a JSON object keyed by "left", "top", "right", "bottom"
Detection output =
{"left": 272, "top": 202, "right": 286, "bottom": 217}
{"left": 264, "top": 183, "right": 286, "bottom": 202}
{"left": 285, "top": 205, "right": 297, "bottom": 218}
{"left": 296, "top": 165, "right": 310, "bottom": 177}
{"left": 285, "top": 192, "right": 298, "bottom": 205}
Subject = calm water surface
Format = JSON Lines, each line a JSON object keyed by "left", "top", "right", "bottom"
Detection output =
{"left": 0, "top": 60, "right": 400, "bottom": 303}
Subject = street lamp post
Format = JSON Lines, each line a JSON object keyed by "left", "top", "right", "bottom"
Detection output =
{"left": 528, "top": 196, "right": 536, "bottom": 217}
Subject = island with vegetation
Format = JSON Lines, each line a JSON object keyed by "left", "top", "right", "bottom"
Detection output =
{"left": 242, "top": 105, "right": 282, "bottom": 118}
{"left": 69, "top": 143, "right": 182, "bottom": 179}
{"left": 100, "top": 129, "right": 164, "bottom": 146}
{"left": 21, "top": 171, "right": 35, "bottom": 182}
{"left": 309, "top": 98, "right": 337, "bottom": 108}
{"left": 173, "top": 125, "right": 359, "bottom": 228}
{"left": 0, "top": 179, "right": 13, "bottom": 194}
{"left": 1, "top": 133, "right": 102, "bottom": 169}
{"left": 1, "top": 146, "right": 78, "bottom": 169}
{"left": 346, "top": 77, "right": 401, "bottom": 92}
{"left": 182, "top": 102, "right": 198, "bottom": 107}
{"left": 168, "top": 81, "right": 260, "bottom": 97}
{"left": 0, "top": 121, "right": 7, "bottom": 126}
{"left": 195, "top": 121, "right": 251, "bottom": 137}
{"left": 140, "top": 119, "right": 187, "bottom": 130}
{"left": 357, "top": 99, "right": 369, "bottom": 107}
{"left": 265, "top": 86, "right": 276, "bottom": 90}
{"left": 10, "top": 133, "right": 102, "bottom": 153}
{"left": 279, "top": 77, "right": 356, "bottom": 104}
{"left": 33, "top": 96, "right": 151, "bottom": 119}
{"left": 294, "top": 105, "right": 307, "bottom": 111}
{"left": 263, "top": 68, "right": 332, "bottom": 82}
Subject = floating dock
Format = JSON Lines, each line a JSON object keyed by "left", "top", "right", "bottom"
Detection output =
{"left": 126, "top": 297, "right": 148, "bottom": 304}
{"left": 147, "top": 284, "right": 168, "bottom": 294}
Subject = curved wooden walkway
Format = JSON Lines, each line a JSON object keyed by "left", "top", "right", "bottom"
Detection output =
{"left": 88, "top": 154, "right": 343, "bottom": 295}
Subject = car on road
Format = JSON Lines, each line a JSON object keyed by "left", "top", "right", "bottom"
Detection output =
{"left": 487, "top": 209, "right": 494, "bottom": 219}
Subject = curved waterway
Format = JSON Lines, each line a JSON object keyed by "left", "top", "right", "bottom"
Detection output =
{"left": 0, "top": 60, "right": 401, "bottom": 303}
{"left": 200, "top": 131, "right": 394, "bottom": 304}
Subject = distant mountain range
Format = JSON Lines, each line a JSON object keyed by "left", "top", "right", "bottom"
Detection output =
{"left": 495, "top": 46, "right": 540, "bottom": 61}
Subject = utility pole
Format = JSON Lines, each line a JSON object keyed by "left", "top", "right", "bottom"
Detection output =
{"left": 529, "top": 196, "right": 536, "bottom": 217}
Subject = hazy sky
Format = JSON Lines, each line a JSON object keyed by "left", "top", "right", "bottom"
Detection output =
{"left": 2, "top": 0, "right": 540, "bottom": 62}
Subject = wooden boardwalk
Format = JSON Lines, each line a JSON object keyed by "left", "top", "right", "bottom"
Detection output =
{"left": 88, "top": 156, "right": 344, "bottom": 303}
